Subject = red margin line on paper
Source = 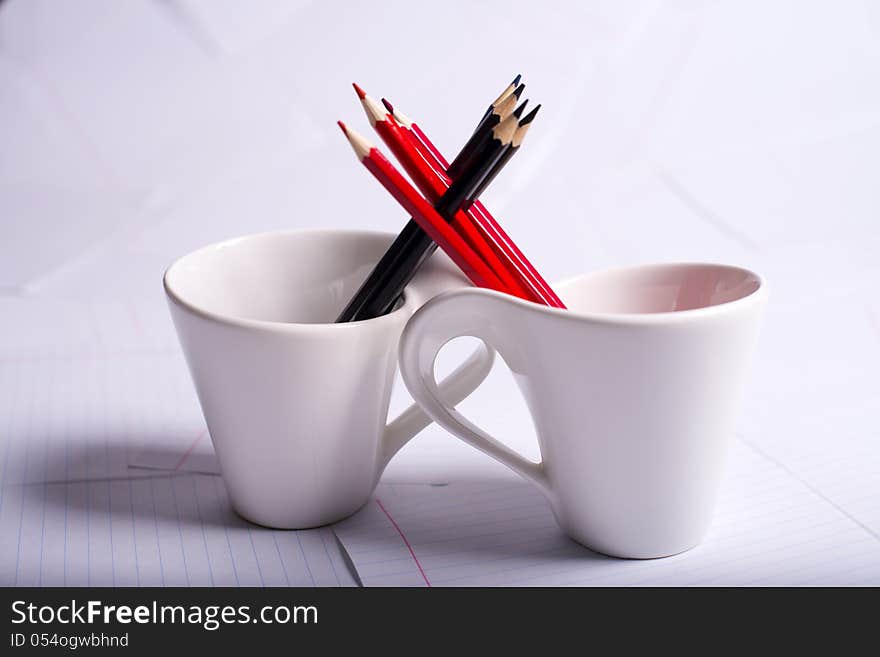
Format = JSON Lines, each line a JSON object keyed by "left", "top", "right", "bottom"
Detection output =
{"left": 375, "top": 498, "right": 431, "bottom": 587}
{"left": 174, "top": 429, "right": 207, "bottom": 471}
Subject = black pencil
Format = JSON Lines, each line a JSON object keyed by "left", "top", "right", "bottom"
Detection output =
{"left": 442, "top": 98, "right": 528, "bottom": 191}
{"left": 335, "top": 111, "right": 524, "bottom": 322}
{"left": 446, "top": 81, "right": 524, "bottom": 180}
{"left": 464, "top": 104, "right": 539, "bottom": 208}
{"left": 474, "top": 74, "right": 521, "bottom": 134}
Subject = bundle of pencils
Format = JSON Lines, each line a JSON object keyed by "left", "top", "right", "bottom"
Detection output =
{"left": 336, "top": 76, "right": 565, "bottom": 323}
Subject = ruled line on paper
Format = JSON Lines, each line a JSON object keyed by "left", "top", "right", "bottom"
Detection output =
{"left": 2, "top": 470, "right": 359, "bottom": 587}
{"left": 739, "top": 436, "right": 880, "bottom": 543}
{"left": 334, "top": 440, "right": 880, "bottom": 587}
{"left": 0, "top": 330, "right": 358, "bottom": 587}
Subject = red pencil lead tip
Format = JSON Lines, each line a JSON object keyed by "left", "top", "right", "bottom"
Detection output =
{"left": 381, "top": 98, "right": 394, "bottom": 113}
{"left": 337, "top": 120, "right": 348, "bottom": 135}
{"left": 352, "top": 83, "right": 366, "bottom": 99}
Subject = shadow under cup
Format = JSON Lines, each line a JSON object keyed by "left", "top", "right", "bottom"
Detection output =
{"left": 163, "top": 229, "right": 474, "bottom": 529}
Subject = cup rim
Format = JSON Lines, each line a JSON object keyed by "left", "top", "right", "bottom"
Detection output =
{"left": 454, "top": 261, "right": 768, "bottom": 326}
{"left": 163, "top": 228, "right": 410, "bottom": 332}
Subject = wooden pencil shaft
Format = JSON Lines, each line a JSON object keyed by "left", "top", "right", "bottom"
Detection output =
{"left": 335, "top": 173, "right": 499, "bottom": 321}
{"left": 366, "top": 94, "right": 516, "bottom": 234}
{"left": 398, "top": 115, "right": 565, "bottom": 308}
{"left": 475, "top": 106, "right": 494, "bottom": 133}
{"left": 462, "top": 106, "right": 527, "bottom": 200}
{"left": 468, "top": 145, "right": 517, "bottom": 203}
{"left": 469, "top": 115, "right": 534, "bottom": 201}
{"left": 342, "top": 134, "right": 509, "bottom": 321}
{"left": 369, "top": 109, "right": 532, "bottom": 298}
{"left": 446, "top": 120, "right": 496, "bottom": 180}
{"left": 336, "top": 168, "right": 502, "bottom": 321}
{"left": 490, "top": 78, "right": 518, "bottom": 107}
{"left": 365, "top": 152, "right": 507, "bottom": 290}
{"left": 354, "top": 86, "right": 525, "bottom": 295}
{"left": 335, "top": 81, "right": 540, "bottom": 321}
{"left": 335, "top": 123, "right": 509, "bottom": 321}
{"left": 377, "top": 142, "right": 509, "bottom": 316}
{"left": 472, "top": 81, "right": 524, "bottom": 137}
{"left": 392, "top": 125, "right": 542, "bottom": 301}
{"left": 450, "top": 91, "right": 520, "bottom": 179}
{"left": 437, "top": 146, "right": 507, "bottom": 218}
{"left": 437, "top": 110, "right": 518, "bottom": 210}
{"left": 446, "top": 124, "right": 499, "bottom": 182}
{"left": 391, "top": 107, "right": 566, "bottom": 308}
{"left": 466, "top": 107, "right": 536, "bottom": 201}
{"left": 335, "top": 220, "right": 429, "bottom": 321}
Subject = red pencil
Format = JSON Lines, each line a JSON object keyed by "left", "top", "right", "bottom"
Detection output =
{"left": 387, "top": 102, "right": 447, "bottom": 167}
{"left": 337, "top": 121, "right": 507, "bottom": 294}
{"left": 353, "top": 84, "right": 531, "bottom": 300}
{"left": 380, "top": 96, "right": 566, "bottom": 309}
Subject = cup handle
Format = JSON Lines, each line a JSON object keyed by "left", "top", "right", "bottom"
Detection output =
{"left": 381, "top": 336, "right": 495, "bottom": 469}
{"left": 397, "top": 289, "right": 554, "bottom": 503}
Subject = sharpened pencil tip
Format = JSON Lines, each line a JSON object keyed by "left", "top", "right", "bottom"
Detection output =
{"left": 519, "top": 104, "right": 541, "bottom": 125}
{"left": 360, "top": 94, "right": 387, "bottom": 125}
{"left": 352, "top": 83, "right": 366, "bottom": 99}
{"left": 513, "top": 99, "right": 529, "bottom": 119}
{"left": 383, "top": 99, "right": 412, "bottom": 127}
{"left": 513, "top": 83, "right": 525, "bottom": 99}
{"left": 338, "top": 122, "right": 372, "bottom": 160}
{"left": 512, "top": 74, "right": 522, "bottom": 86}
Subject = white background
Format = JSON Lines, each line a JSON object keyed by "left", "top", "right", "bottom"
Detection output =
{"left": 1, "top": 0, "right": 878, "bottom": 584}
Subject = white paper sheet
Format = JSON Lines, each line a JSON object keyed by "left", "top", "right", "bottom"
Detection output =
{"left": 2, "top": 0, "right": 879, "bottom": 588}
{"left": 334, "top": 440, "right": 880, "bottom": 586}
{"left": 0, "top": 299, "right": 356, "bottom": 587}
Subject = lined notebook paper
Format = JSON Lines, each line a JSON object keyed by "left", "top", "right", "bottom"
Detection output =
{"left": 334, "top": 440, "right": 880, "bottom": 586}
{"left": 3, "top": 284, "right": 879, "bottom": 587}
{"left": 2, "top": 472, "right": 354, "bottom": 587}
{"left": 0, "top": 298, "right": 355, "bottom": 587}
{"left": 333, "top": 278, "right": 880, "bottom": 587}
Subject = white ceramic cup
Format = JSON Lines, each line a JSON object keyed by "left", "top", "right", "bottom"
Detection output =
{"left": 399, "top": 263, "right": 767, "bottom": 558}
{"left": 164, "top": 229, "right": 494, "bottom": 529}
